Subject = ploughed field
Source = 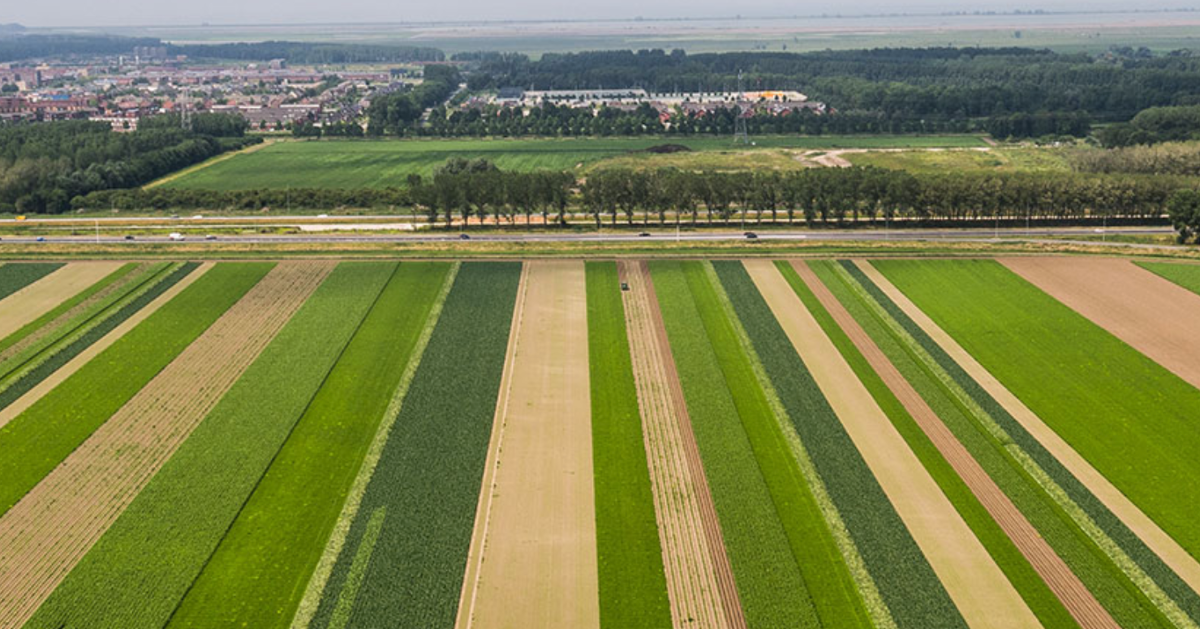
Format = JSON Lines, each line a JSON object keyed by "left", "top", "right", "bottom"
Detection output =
{"left": 1, "top": 255, "right": 1199, "bottom": 629}
{"left": 155, "top": 135, "right": 989, "bottom": 190}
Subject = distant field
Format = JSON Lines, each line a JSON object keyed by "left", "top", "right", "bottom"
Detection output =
{"left": 844, "top": 147, "right": 1073, "bottom": 174}
{"left": 160, "top": 136, "right": 989, "bottom": 190}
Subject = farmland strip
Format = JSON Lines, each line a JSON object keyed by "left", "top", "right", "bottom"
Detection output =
{"left": 168, "top": 262, "right": 454, "bottom": 629}
{"left": 306, "top": 262, "right": 520, "bottom": 629}
{"left": 0, "top": 263, "right": 119, "bottom": 340}
{"left": 0, "top": 261, "right": 328, "bottom": 629}
{"left": 1004, "top": 257, "right": 1200, "bottom": 393}
{"left": 864, "top": 259, "right": 1200, "bottom": 625}
{"left": 0, "top": 263, "right": 61, "bottom": 303}
{"left": 653, "top": 260, "right": 821, "bottom": 629}
{"left": 583, "top": 261, "right": 672, "bottom": 629}
{"left": 742, "top": 259, "right": 1038, "bottom": 629}
{"left": 1139, "top": 262, "right": 1200, "bottom": 295}
{"left": 461, "top": 261, "right": 599, "bottom": 629}
{"left": 792, "top": 260, "right": 1116, "bottom": 629}
{"left": 23, "top": 262, "right": 390, "bottom": 629}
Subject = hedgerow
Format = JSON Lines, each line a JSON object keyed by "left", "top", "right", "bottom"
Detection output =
{"left": 711, "top": 260, "right": 966, "bottom": 629}
{"left": 651, "top": 261, "right": 820, "bottom": 628}
{"left": 0, "top": 262, "right": 268, "bottom": 517}
{"left": 23, "top": 262, "right": 393, "bottom": 629}
{"left": 585, "top": 261, "right": 672, "bottom": 629}
{"left": 167, "top": 262, "right": 454, "bottom": 629}
{"left": 306, "top": 262, "right": 521, "bottom": 629}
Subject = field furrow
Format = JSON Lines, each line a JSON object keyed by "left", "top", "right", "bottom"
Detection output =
{"left": 461, "top": 260, "right": 598, "bottom": 629}
{"left": 0, "top": 261, "right": 331, "bottom": 629}
{"left": 742, "top": 259, "right": 1037, "bottom": 629}
{"left": 0, "top": 263, "right": 121, "bottom": 340}
{"left": 792, "top": 260, "right": 1117, "bottom": 629}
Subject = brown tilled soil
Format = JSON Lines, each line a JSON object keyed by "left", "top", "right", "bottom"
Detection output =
{"left": 1003, "top": 257, "right": 1200, "bottom": 391}
{"left": 0, "top": 263, "right": 152, "bottom": 369}
{"left": 0, "top": 263, "right": 213, "bottom": 431}
{"left": 620, "top": 260, "right": 745, "bottom": 629}
{"left": 856, "top": 259, "right": 1200, "bottom": 594}
{"left": 0, "top": 261, "right": 334, "bottom": 629}
{"left": 743, "top": 259, "right": 1038, "bottom": 629}
{"left": 462, "top": 261, "right": 599, "bottom": 629}
{"left": 794, "top": 260, "right": 1117, "bottom": 629}
{"left": 0, "top": 263, "right": 123, "bottom": 341}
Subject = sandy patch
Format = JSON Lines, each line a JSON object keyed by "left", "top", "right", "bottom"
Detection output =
{"left": 459, "top": 261, "right": 599, "bottom": 629}
{"left": 0, "top": 261, "right": 333, "bottom": 628}
{"left": 856, "top": 259, "right": 1200, "bottom": 599}
{"left": 0, "top": 263, "right": 123, "bottom": 341}
{"left": 743, "top": 259, "right": 1038, "bottom": 629}
{"left": 794, "top": 260, "right": 1115, "bottom": 629}
{"left": 1003, "top": 257, "right": 1200, "bottom": 391}
{"left": 620, "top": 260, "right": 743, "bottom": 629}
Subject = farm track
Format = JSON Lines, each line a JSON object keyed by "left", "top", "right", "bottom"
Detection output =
{"left": 621, "top": 260, "right": 746, "bottom": 629}
{"left": 0, "top": 263, "right": 148, "bottom": 370}
{"left": 744, "top": 259, "right": 1039, "bottom": 629}
{"left": 0, "top": 263, "right": 213, "bottom": 431}
{"left": 794, "top": 260, "right": 1118, "bottom": 629}
{"left": 1003, "top": 257, "right": 1200, "bottom": 392}
{"left": 0, "top": 261, "right": 333, "bottom": 629}
{"left": 0, "top": 263, "right": 122, "bottom": 340}
{"left": 462, "top": 261, "right": 598, "bottom": 629}
{"left": 855, "top": 259, "right": 1200, "bottom": 600}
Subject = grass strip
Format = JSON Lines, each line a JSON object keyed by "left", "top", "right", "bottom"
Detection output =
{"left": 306, "top": 263, "right": 521, "bottom": 629}
{"left": 23, "top": 261, "right": 390, "bottom": 629}
{"left": 651, "top": 261, "right": 820, "bottom": 629}
{"left": 871, "top": 259, "right": 1200, "bottom": 625}
{"left": 786, "top": 260, "right": 1079, "bottom": 629}
{"left": 167, "top": 262, "right": 453, "bottom": 629}
{"left": 0, "top": 262, "right": 267, "bottom": 517}
{"left": 0, "top": 262, "right": 137, "bottom": 357}
{"left": 1136, "top": 262, "right": 1200, "bottom": 296}
{"left": 585, "top": 261, "right": 672, "bottom": 629}
{"left": 712, "top": 260, "right": 966, "bottom": 629}
{"left": 0, "top": 262, "right": 62, "bottom": 299}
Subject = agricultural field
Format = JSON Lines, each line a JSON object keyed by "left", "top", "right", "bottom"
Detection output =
{"left": 156, "top": 135, "right": 989, "bottom": 190}
{"left": 1, "top": 255, "right": 1199, "bottom": 629}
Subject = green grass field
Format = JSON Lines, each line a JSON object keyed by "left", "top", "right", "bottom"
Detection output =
{"left": 158, "top": 136, "right": 989, "bottom": 190}
{"left": 844, "top": 147, "right": 1072, "bottom": 173}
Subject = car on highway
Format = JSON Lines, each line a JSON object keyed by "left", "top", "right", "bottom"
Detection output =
{"left": 744, "top": 232, "right": 759, "bottom": 239}
{"left": 169, "top": 233, "right": 186, "bottom": 241}
{"left": 459, "top": 233, "right": 471, "bottom": 240}
{"left": 124, "top": 235, "right": 135, "bottom": 241}
{"left": 638, "top": 232, "right": 651, "bottom": 237}
{"left": 35, "top": 236, "right": 45, "bottom": 242}
{"left": 205, "top": 235, "right": 218, "bottom": 241}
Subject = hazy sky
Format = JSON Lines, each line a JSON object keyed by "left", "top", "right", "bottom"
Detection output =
{"left": 7, "top": 0, "right": 1191, "bottom": 28}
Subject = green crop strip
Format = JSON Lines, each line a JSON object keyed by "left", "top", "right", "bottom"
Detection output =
{"left": 0, "top": 262, "right": 62, "bottom": 299}
{"left": 584, "top": 262, "right": 672, "bottom": 629}
{"left": 0, "top": 262, "right": 189, "bottom": 411}
{"left": 0, "top": 262, "right": 267, "bottom": 518}
{"left": 166, "top": 262, "right": 452, "bottom": 629}
{"left": 711, "top": 260, "right": 966, "bottom": 629}
{"left": 307, "top": 263, "right": 521, "bottom": 629}
{"left": 1136, "top": 262, "right": 1200, "bottom": 296}
{"left": 23, "top": 262, "right": 390, "bottom": 629}
{"left": 327, "top": 507, "right": 388, "bottom": 629}
{"left": 871, "top": 259, "right": 1200, "bottom": 625}
{"left": 0, "top": 262, "right": 136, "bottom": 357}
{"left": 785, "top": 260, "right": 1079, "bottom": 629}
{"left": 651, "top": 260, "right": 820, "bottom": 629}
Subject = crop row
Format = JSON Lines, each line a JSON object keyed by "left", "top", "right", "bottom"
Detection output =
{"left": 652, "top": 261, "right": 821, "bottom": 628}
{"left": 793, "top": 260, "right": 1080, "bottom": 628}
{"left": 0, "top": 262, "right": 185, "bottom": 411}
{"left": 0, "top": 262, "right": 267, "bottom": 518}
{"left": 584, "top": 262, "right": 672, "bottom": 629}
{"left": 166, "top": 262, "right": 454, "bottom": 628}
{"left": 0, "top": 262, "right": 62, "bottom": 300}
{"left": 711, "top": 260, "right": 967, "bottom": 629}
{"left": 306, "top": 262, "right": 522, "bottom": 629}
{"left": 872, "top": 259, "right": 1200, "bottom": 624}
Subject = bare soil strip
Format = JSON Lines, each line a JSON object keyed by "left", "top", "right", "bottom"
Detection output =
{"left": 461, "top": 261, "right": 600, "bottom": 629}
{"left": 856, "top": 259, "right": 1200, "bottom": 596}
{"left": 743, "top": 259, "right": 1039, "bottom": 629}
{"left": 0, "top": 263, "right": 122, "bottom": 341}
{"left": 0, "top": 261, "right": 333, "bottom": 629}
{"left": 0, "top": 263, "right": 213, "bottom": 431}
{"left": 617, "top": 261, "right": 736, "bottom": 629}
{"left": 794, "top": 260, "right": 1117, "bottom": 629}
{"left": 1003, "top": 257, "right": 1200, "bottom": 391}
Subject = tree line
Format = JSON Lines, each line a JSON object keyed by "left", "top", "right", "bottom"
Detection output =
{"left": 366, "top": 65, "right": 461, "bottom": 136}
